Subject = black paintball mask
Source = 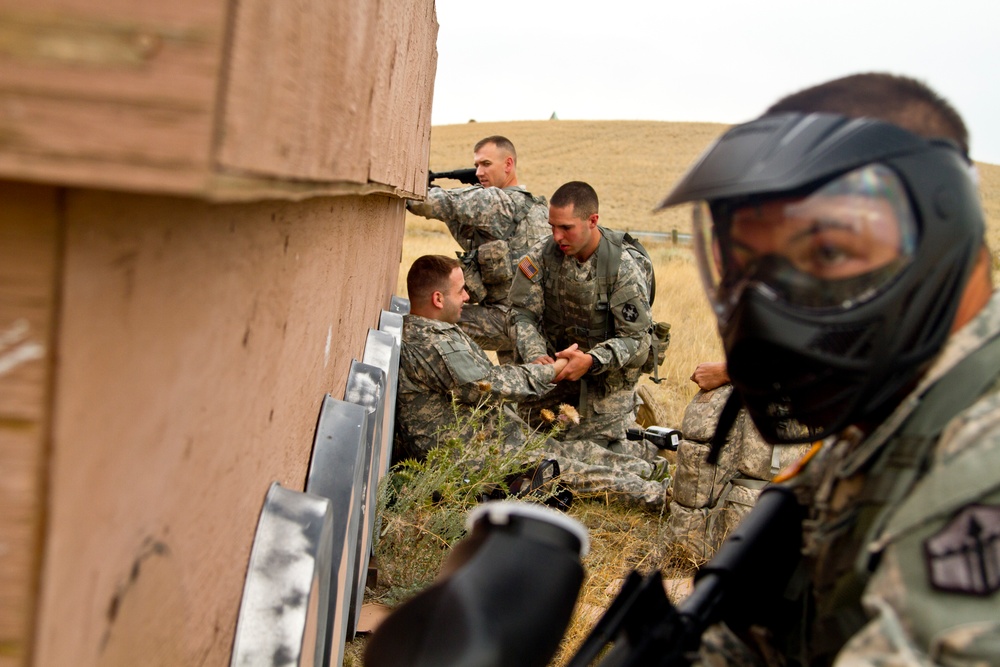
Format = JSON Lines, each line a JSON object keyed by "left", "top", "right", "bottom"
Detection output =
{"left": 658, "top": 112, "right": 985, "bottom": 444}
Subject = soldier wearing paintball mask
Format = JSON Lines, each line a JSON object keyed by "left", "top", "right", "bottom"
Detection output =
{"left": 659, "top": 73, "right": 1000, "bottom": 665}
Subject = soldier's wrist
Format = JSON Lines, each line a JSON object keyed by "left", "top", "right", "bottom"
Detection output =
{"left": 587, "top": 353, "right": 605, "bottom": 375}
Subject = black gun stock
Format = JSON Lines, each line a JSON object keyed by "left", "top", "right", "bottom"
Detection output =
{"left": 428, "top": 167, "right": 480, "bottom": 187}
{"left": 567, "top": 485, "right": 804, "bottom": 667}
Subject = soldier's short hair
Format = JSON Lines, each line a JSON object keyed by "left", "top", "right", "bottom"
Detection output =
{"left": 474, "top": 135, "right": 517, "bottom": 164}
{"left": 407, "top": 255, "right": 460, "bottom": 304}
{"left": 551, "top": 181, "right": 599, "bottom": 219}
{"left": 767, "top": 72, "right": 969, "bottom": 155}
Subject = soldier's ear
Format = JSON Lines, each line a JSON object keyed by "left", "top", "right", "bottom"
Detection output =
{"left": 431, "top": 290, "right": 445, "bottom": 309}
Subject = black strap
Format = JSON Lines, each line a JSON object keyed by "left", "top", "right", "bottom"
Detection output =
{"left": 706, "top": 390, "right": 743, "bottom": 465}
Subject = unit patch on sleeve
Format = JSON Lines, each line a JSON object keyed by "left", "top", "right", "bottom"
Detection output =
{"left": 924, "top": 503, "right": 1000, "bottom": 596}
{"left": 518, "top": 256, "right": 539, "bottom": 280}
{"left": 621, "top": 303, "right": 639, "bottom": 323}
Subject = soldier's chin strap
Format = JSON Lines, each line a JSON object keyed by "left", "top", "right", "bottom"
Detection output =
{"left": 706, "top": 391, "right": 742, "bottom": 465}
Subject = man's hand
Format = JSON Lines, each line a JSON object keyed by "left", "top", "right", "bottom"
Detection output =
{"left": 554, "top": 345, "right": 591, "bottom": 382}
{"left": 690, "top": 361, "right": 730, "bottom": 391}
{"left": 551, "top": 358, "right": 570, "bottom": 377}
{"left": 530, "top": 355, "right": 556, "bottom": 365}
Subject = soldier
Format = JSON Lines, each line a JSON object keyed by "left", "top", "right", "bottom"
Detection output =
{"left": 658, "top": 73, "right": 1000, "bottom": 665}
{"left": 407, "top": 136, "right": 550, "bottom": 362}
{"left": 507, "top": 181, "right": 654, "bottom": 457}
{"left": 396, "top": 255, "right": 669, "bottom": 509}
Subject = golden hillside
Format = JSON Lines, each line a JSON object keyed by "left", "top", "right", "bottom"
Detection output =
{"left": 403, "top": 120, "right": 1000, "bottom": 425}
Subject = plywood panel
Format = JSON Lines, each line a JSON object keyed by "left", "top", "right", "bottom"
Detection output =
{"left": 0, "top": 182, "right": 60, "bottom": 667}
{"left": 0, "top": 3, "right": 227, "bottom": 194}
{"left": 32, "top": 190, "right": 405, "bottom": 666}
{"left": 218, "top": 0, "right": 437, "bottom": 195}
{"left": 366, "top": 0, "right": 437, "bottom": 196}
{"left": 218, "top": 0, "right": 379, "bottom": 183}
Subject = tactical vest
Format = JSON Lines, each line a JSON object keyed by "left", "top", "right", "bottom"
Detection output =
{"left": 540, "top": 228, "right": 628, "bottom": 350}
{"left": 466, "top": 188, "right": 549, "bottom": 305}
{"left": 535, "top": 228, "right": 652, "bottom": 395}
{"left": 787, "top": 332, "right": 1000, "bottom": 666}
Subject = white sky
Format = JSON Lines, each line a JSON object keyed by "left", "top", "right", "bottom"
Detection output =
{"left": 431, "top": 1, "right": 1000, "bottom": 165}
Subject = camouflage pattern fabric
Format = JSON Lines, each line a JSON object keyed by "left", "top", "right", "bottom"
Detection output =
{"left": 407, "top": 184, "right": 549, "bottom": 354}
{"left": 407, "top": 184, "right": 550, "bottom": 305}
{"left": 396, "top": 314, "right": 668, "bottom": 508}
{"left": 507, "top": 233, "right": 653, "bottom": 445}
{"left": 699, "top": 291, "right": 1000, "bottom": 665}
{"left": 666, "top": 384, "right": 810, "bottom": 557}
{"left": 457, "top": 303, "right": 516, "bottom": 364}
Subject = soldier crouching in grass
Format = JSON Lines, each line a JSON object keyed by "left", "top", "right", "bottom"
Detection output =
{"left": 395, "top": 254, "right": 669, "bottom": 510}
{"left": 507, "top": 181, "right": 657, "bottom": 462}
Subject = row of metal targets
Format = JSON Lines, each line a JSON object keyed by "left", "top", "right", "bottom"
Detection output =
{"left": 230, "top": 295, "right": 411, "bottom": 667}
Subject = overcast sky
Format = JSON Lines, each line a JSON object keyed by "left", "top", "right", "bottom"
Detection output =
{"left": 431, "top": 1, "right": 1000, "bottom": 165}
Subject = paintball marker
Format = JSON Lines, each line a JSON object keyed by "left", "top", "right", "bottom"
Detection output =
{"left": 428, "top": 167, "right": 480, "bottom": 188}
{"left": 626, "top": 425, "right": 682, "bottom": 451}
{"left": 364, "top": 487, "right": 804, "bottom": 667}
{"left": 566, "top": 485, "right": 804, "bottom": 667}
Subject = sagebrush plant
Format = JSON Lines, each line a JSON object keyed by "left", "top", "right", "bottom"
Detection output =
{"left": 370, "top": 394, "right": 570, "bottom": 607}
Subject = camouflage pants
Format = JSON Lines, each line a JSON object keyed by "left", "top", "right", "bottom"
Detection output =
{"left": 491, "top": 406, "right": 668, "bottom": 510}
{"left": 458, "top": 304, "right": 517, "bottom": 364}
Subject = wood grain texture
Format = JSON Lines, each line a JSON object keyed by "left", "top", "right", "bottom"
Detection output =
{"left": 0, "top": 2, "right": 227, "bottom": 194}
{"left": 31, "top": 190, "right": 405, "bottom": 666}
{"left": 0, "top": 182, "right": 60, "bottom": 667}
{"left": 218, "top": 0, "right": 436, "bottom": 194}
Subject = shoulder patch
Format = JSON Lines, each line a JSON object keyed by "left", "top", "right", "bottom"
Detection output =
{"left": 518, "top": 255, "right": 539, "bottom": 280}
{"left": 622, "top": 303, "right": 639, "bottom": 323}
{"left": 924, "top": 503, "right": 1000, "bottom": 596}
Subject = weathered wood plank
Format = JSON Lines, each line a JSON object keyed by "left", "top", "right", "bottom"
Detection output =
{"left": 0, "top": 3, "right": 226, "bottom": 194}
{"left": 367, "top": 0, "right": 437, "bottom": 196}
{"left": 0, "top": 182, "right": 60, "bottom": 667}
{"left": 218, "top": 0, "right": 436, "bottom": 196}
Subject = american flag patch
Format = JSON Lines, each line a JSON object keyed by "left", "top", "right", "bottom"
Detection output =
{"left": 518, "top": 256, "right": 539, "bottom": 280}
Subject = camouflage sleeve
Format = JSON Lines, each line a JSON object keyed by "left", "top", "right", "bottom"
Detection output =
{"left": 832, "top": 417, "right": 1000, "bottom": 665}
{"left": 407, "top": 185, "right": 518, "bottom": 247}
{"left": 506, "top": 243, "right": 550, "bottom": 362}
{"left": 476, "top": 362, "right": 558, "bottom": 403}
{"left": 425, "top": 327, "right": 556, "bottom": 404}
{"left": 590, "top": 250, "right": 652, "bottom": 371}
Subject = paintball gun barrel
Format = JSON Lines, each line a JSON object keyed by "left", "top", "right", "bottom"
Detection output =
{"left": 626, "top": 425, "right": 682, "bottom": 451}
{"left": 428, "top": 167, "right": 480, "bottom": 188}
{"left": 566, "top": 485, "right": 804, "bottom": 667}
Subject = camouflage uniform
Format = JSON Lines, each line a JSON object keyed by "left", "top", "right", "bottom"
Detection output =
{"left": 396, "top": 314, "right": 668, "bottom": 509}
{"left": 407, "top": 185, "right": 550, "bottom": 359}
{"left": 507, "top": 228, "right": 653, "bottom": 450}
{"left": 702, "top": 291, "right": 1000, "bottom": 666}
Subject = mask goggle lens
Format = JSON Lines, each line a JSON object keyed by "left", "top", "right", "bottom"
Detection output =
{"left": 694, "top": 164, "right": 918, "bottom": 316}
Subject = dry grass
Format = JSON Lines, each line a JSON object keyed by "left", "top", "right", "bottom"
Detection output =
{"left": 351, "top": 120, "right": 1000, "bottom": 667}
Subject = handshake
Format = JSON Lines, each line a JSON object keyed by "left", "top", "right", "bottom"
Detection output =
{"left": 528, "top": 343, "right": 591, "bottom": 382}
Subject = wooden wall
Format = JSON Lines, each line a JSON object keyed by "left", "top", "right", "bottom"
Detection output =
{"left": 0, "top": 0, "right": 437, "bottom": 664}
{"left": 0, "top": 0, "right": 435, "bottom": 201}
